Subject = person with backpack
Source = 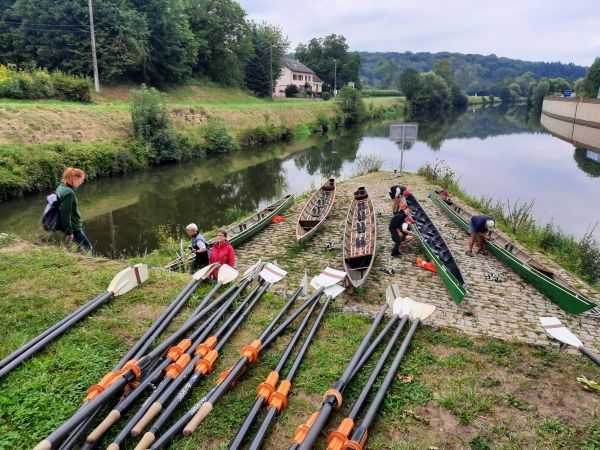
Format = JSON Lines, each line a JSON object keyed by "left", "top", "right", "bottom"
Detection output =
{"left": 185, "top": 223, "right": 210, "bottom": 273}
{"left": 56, "top": 167, "right": 93, "bottom": 252}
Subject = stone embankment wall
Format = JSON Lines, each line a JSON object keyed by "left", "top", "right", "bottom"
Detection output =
{"left": 235, "top": 172, "right": 600, "bottom": 351}
{"left": 541, "top": 96, "right": 600, "bottom": 151}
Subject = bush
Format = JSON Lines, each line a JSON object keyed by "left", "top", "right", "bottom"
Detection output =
{"left": 202, "top": 117, "right": 239, "bottom": 154}
{"left": 335, "top": 86, "right": 366, "bottom": 127}
{"left": 322, "top": 92, "right": 331, "bottom": 101}
{"left": 237, "top": 124, "right": 294, "bottom": 149}
{"left": 285, "top": 84, "right": 299, "bottom": 98}
{"left": 361, "top": 89, "right": 403, "bottom": 97}
{"left": 130, "top": 84, "right": 181, "bottom": 161}
{"left": 0, "top": 65, "right": 90, "bottom": 102}
{"left": 310, "top": 113, "right": 330, "bottom": 134}
{"left": 417, "top": 159, "right": 457, "bottom": 189}
{"left": 352, "top": 154, "right": 384, "bottom": 177}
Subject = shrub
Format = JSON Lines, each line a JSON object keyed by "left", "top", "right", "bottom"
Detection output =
{"left": 237, "top": 124, "right": 294, "bottom": 149}
{"left": 310, "top": 113, "right": 330, "bottom": 134}
{"left": 352, "top": 154, "right": 384, "bottom": 177}
{"left": 285, "top": 84, "right": 299, "bottom": 97}
{"left": 50, "top": 71, "right": 90, "bottom": 102}
{"left": 361, "top": 89, "right": 403, "bottom": 97}
{"left": 322, "top": 92, "right": 331, "bottom": 101}
{"left": 417, "top": 158, "right": 457, "bottom": 189}
{"left": 335, "top": 86, "right": 366, "bottom": 127}
{"left": 202, "top": 117, "right": 239, "bottom": 154}
{"left": 130, "top": 84, "right": 181, "bottom": 161}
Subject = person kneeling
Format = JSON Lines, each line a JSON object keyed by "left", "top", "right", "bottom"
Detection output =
{"left": 389, "top": 210, "right": 414, "bottom": 257}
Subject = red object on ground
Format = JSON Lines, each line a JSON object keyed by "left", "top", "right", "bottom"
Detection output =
{"left": 271, "top": 215, "right": 285, "bottom": 224}
{"left": 416, "top": 257, "right": 437, "bottom": 273}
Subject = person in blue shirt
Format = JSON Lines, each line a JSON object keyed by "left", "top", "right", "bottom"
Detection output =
{"left": 466, "top": 214, "right": 495, "bottom": 257}
{"left": 185, "top": 223, "right": 210, "bottom": 272}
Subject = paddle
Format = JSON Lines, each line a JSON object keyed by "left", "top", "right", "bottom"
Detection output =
{"left": 0, "top": 264, "right": 149, "bottom": 380}
{"left": 540, "top": 317, "right": 600, "bottom": 366}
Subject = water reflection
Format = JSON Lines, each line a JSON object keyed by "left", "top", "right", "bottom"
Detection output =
{"left": 0, "top": 105, "right": 598, "bottom": 256}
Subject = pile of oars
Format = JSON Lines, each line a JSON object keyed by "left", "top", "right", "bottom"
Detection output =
{"left": 32, "top": 260, "right": 263, "bottom": 450}
{"left": 290, "top": 284, "right": 437, "bottom": 450}
{"left": 0, "top": 264, "right": 149, "bottom": 380}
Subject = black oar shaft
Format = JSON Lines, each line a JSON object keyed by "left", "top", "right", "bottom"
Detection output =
{"left": 350, "top": 315, "right": 399, "bottom": 381}
{"left": 228, "top": 398, "right": 265, "bottom": 450}
{"left": 580, "top": 346, "right": 600, "bottom": 366}
{"left": 348, "top": 319, "right": 420, "bottom": 448}
{"left": 248, "top": 406, "right": 277, "bottom": 450}
{"left": 296, "top": 302, "right": 388, "bottom": 450}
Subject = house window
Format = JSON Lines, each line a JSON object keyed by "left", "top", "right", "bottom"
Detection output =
{"left": 307, "top": 75, "right": 311, "bottom": 81}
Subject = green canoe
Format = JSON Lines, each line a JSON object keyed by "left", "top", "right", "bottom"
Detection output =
{"left": 429, "top": 190, "right": 597, "bottom": 314}
{"left": 165, "top": 193, "right": 294, "bottom": 271}
{"left": 406, "top": 195, "right": 468, "bottom": 305}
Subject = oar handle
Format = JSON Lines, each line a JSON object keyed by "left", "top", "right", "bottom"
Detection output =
{"left": 580, "top": 346, "right": 600, "bottom": 366}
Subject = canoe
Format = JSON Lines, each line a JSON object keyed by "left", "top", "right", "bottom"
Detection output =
{"left": 429, "top": 190, "right": 597, "bottom": 314}
{"left": 343, "top": 186, "right": 377, "bottom": 288}
{"left": 165, "top": 193, "right": 294, "bottom": 271}
{"left": 406, "top": 194, "right": 468, "bottom": 305}
{"left": 295, "top": 178, "right": 336, "bottom": 243}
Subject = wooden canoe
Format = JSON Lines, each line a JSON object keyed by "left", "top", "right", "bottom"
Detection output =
{"left": 429, "top": 190, "right": 597, "bottom": 314}
{"left": 295, "top": 178, "right": 336, "bottom": 244}
{"left": 343, "top": 186, "right": 377, "bottom": 288}
{"left": 165, "top": 193, "right": 294, "bottom": 271}
{"left": 406, "top": 194, "right": 468, "bottom": 305}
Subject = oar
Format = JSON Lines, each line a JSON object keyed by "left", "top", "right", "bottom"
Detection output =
{"left": 540, "top": 317, "right": 600, "bottom": 366}
{"left": 147, "top": 277, "right": 317, "bottom": 450}
{"left": 0, "top": 264, "right": 149, "bottom": 380}
{"left": 34, "top": 263, "right": 261, "bottom": 450}
{"left": 344, "top": 298, "right": 436, "bottom": 450}
{"left": 245, "top": 283, "right": 345, "bottom": 450}
{"left": 131, "top": 264, "right": 287, "bottom": 450}
{"left": 229, "top": 279, "right": 345, "bottom": 450}
{"left": 290, "top": 296, "right": 389, "bottom": 450}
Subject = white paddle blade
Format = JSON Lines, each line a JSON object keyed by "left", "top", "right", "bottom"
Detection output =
{"left": 302, "top": 270, "right": 309, "bottom": 296}
{"left": 410, "top": 301, "right": 436, "bottom": 321}
{"left": 192, "top": 263, "right": 220, "bottom": 281}
{"left": 217, "top": 264, "right": 239, "bottom": 284}
{"left": 540, "top": 316, "right": 583, "bottom": 348}
{"left": 241, "top": 260, "right": 263, "bottom": 281}
{"left": 397, "top": 297, "right": 417, "bottom": 317}
{"left": 108, "top": 264, "right": 148, "bottom": 296}
{"left": 310, "top": 267, "right": 347, "bottom": 290}
{"left": 259, "top": 263, "right": 288, "bottom": 284}
{"left": 324, "top": 283, "right": 345, "bottom": 299}
{"left": 386, "top": 284, "right": 402, "bottom": 308}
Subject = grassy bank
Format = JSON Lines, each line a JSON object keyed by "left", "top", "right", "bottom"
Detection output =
{"left": 0, "top": 237, "right": 599, "bottom": 449}
{"left": 0, "top": 84, "right": 403, "bottom": 200}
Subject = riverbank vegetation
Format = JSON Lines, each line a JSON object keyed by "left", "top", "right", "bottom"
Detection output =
{"left": 418, "top": 159, "right": 600, "bottom": 286}
{"left": 0, "top": 65, "right": 89, "bottom": 102}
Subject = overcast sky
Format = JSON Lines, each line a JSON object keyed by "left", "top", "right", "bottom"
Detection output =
{"left": 237, "top": 0, "right": 599, "bottom": 66}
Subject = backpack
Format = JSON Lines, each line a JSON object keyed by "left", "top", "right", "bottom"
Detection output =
{"left": 42, "top": 192, "right": 61, "bottom": 231}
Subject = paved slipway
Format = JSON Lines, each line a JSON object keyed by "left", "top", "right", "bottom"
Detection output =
{"left": 235, "top": 172, "right": 600, "bottom": 351}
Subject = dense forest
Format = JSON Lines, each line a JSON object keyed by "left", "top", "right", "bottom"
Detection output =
{"left": 360, "top": 51, "right": 587, "bottom": 94}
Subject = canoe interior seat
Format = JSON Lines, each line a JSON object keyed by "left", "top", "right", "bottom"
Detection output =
{"left": 346, "top": 255, "right": 373, "bottom": 270}
{"left": 299, "top": 219, "right": 320, "bottom": 229}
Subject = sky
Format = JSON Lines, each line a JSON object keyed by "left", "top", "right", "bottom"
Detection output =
{"left": 237, "top": 0, "right": 600, "bottom": 66}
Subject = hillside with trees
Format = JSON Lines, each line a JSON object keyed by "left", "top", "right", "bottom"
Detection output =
{"left": 360, "top": 51, "right": 587, "bottom": 94}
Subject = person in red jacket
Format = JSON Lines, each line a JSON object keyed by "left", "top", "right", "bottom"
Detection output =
{"left": 209, "top": 229, "right": 236, "bottom": 276}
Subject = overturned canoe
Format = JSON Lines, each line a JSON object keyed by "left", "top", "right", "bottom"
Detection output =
{"left": 296, "top": 178, "right": 336, "bottom": 244}
{"left": 429, "top": 190, "right": 597, "bottom": 314}
{"left": 165, "top": 193, "right": 294, "bottom": 271}
{"left": 343, "top": 186, "right": 377, "bottom": 288}
{"left": 406, "top": 193, "right": 468, "bottom": 305}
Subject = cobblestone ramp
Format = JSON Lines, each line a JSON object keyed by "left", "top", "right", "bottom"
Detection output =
{"left": 235, "top": 172, "right": 600, "bottom": 350}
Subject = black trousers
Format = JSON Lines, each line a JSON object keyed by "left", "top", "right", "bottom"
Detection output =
{"left": 192, "top": 252, "right": 209, "bottom": 273}
{"left": 391, "top": 231, "right": 405, "bottom": 256}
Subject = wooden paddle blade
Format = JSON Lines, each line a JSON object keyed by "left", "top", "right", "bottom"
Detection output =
{"left": 241, "top": 260, "right": 263, "bottom": 281}
{"left": 259, "top": 263, "right": 288, "bottom": 284}
{"left": 540, "top": 317, "right": 583, "bottom": 348}
{"left": 192, "top": 263, "right": 220, "bottom": 281}
{"left": 310, "top": 267, "right": 347, "bottom": 290}
{"left": 386, "top": 284, "right": 402, "bottom": 308}
{"left": 108, "top": 264, "right": 148, "bottom": 296}
{"left": 324, "top": 283, "right": 345, "bottom": 299}
{"left": 217, "top": 264, "right": 239, "bottom": 284}
{"left": 410, "top": 301, "right": 436, "bottom": 321}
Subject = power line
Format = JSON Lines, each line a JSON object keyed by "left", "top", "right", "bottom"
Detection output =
{"left": 1, "top": 20, "right": 88, "bottom": 28}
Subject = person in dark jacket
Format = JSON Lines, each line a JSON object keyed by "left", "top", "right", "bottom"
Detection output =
{"left": 185, "top": 223, "right": 209, "bottom": 273}
{"left": 389, "top": 208, "right": 414, "bottom": 257}
{"left": 389, "top": 185, "right": 410, "bottom": 213}
{"left": 466, "top": 214, "right": 495, "bottom": 257}
{"left": 56, "top": 167, "right": 92, "bottom": 252}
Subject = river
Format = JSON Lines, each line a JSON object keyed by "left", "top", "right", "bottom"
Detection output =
{"left": 1, "top": 106, "right": 598, "bottom": 257}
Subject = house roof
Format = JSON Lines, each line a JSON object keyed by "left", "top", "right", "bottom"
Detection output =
{"left": 284, "top": 58, "right": 316, "bottom": 75}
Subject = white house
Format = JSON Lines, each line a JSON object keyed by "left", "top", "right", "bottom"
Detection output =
{"left": 273, "top": 59, "right": 323, "bottom": 97}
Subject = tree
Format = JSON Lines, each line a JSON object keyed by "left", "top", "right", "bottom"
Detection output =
{"left": 399, "top": 68, "right": 421, "bottom": 101}
{"left": 581, "top": 57, "right": 600, "bottom": 97}
{"left": 373, "top": 59, "right": 400, "bottom": 88}
{"left": 529, "top": 79, "right": 550, "bottom": 111}
{"left": 410, "top": 72, "right": 451, "bottom": 115}
{"left": 335, "top": 86, "right": 365, "bottom": 126}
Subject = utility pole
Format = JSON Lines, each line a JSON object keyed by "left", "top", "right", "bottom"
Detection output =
{"left": 334, "top": 59, "right": 337, "bottom": 97}
{"left": 87, "top": 0, "right": 100, "bottom": 93}
{"left": 269, "top": 45, "right": 273, "bottom": 98}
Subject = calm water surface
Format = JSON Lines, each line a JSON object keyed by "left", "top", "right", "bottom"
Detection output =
{"left": 1, "top": 106, "right": 598, "bottom": 257}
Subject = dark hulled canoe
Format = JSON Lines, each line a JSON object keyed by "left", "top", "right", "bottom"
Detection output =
{"left": 429, "top": 190, "right": 597, "bottom": 314}
{"left": 406, "top": 194, "right": 468, "bottom": 305}
{"left": 165, "top": 193, "right": 294, "bottom": 271}
{"left": 343, "top": 186, "right": 377, "bottom": 288}
{"left": 296, "top": 178, "right": 336, "bottom": 244}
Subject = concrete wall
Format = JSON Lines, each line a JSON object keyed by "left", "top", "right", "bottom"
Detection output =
{"left": 541, "top": 96, "right": 600, "bottom": 151}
